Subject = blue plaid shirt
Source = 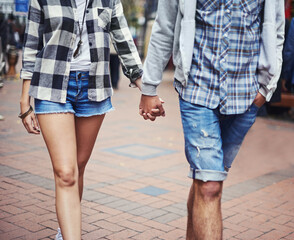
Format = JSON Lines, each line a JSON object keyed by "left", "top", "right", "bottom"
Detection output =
{"left": 175, "top": 0, "right": 265, "bottom": 114}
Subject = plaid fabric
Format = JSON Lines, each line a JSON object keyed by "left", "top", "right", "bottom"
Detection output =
{"left": 175, "top": 0, "right": 264, "bottom": 114}
{"left": 21, "top": 0, "right": 142, "bottom": 103}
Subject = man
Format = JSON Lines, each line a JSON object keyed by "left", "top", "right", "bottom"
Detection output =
{"left": 139, "top": 0, "right": 285, "bottom": 239}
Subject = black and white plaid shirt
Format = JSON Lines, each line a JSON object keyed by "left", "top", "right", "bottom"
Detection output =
{"left": 21, "top": 0, "right": 142, "bottom": 103}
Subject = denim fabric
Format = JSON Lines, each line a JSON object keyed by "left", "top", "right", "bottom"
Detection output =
{"left": 34, "top": 71, "right": 113, "bottom": 117}
{"left": 179, "top": 96, "right": 259, "bottom": 182}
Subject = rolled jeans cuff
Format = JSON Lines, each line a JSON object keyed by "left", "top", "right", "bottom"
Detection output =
{"left": 188, "top": 168, "right": 228, "bottom": 182}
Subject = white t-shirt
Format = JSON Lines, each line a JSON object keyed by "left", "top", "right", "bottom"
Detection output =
{"left": 70, "top": 0, "right": 91, "bottom": 71}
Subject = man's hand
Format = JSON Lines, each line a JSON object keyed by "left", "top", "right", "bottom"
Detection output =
{"left": 253, "top": 92, "right": 266, "bottom": 108}
{"left": 139, "top": 95, "right": 165, "bottom": 121}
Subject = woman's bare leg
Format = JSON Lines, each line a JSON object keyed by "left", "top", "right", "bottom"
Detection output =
{"left": 75, "top": 115, "right": 105, "bottom": 200}
{"left": 37, "top": 113, "right": 81, "bottom": 240}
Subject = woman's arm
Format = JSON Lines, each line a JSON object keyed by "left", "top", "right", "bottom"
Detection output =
{"left": 20, "top": 0, "right": 44, "bottom": 80}
{"left": 109, "top": 0, "right": 143, "bottom": 85}
{"left": 20, "top": 0, "right": 43, "bottom": 134}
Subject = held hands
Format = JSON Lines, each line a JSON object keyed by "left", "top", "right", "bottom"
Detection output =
{"left": 139, "top": 95, "right": 165, "bottom": 121}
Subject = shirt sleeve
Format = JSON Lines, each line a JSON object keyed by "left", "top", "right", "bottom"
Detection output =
{"left": 258, "top": 0, "right": 285, "bottom": 101}
{"left": 141, "top": 0, "right": 179, "bottom": 96}
{"left": 20, "top": 0, "right": 44, "bottom": 80}
{"left": 110, "top": 0, "right": 143, "bottom": 84}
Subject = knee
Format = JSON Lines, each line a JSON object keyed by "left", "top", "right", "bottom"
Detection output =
{"left": 55, "top": 168, "right": 77, "bottom": 187}
{"left": 196, "top": 181, "right": 222, "bottom": 202}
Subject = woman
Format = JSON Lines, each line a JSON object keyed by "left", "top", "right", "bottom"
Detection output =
{"left": 19, "top": 0, "right": 142, "bottom": 239}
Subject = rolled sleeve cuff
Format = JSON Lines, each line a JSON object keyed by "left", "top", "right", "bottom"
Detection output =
{"left": 141, "top": 83, "right": 157, "bottom": 96}
{"left": 20, "top": 70, "right": 33, "bottom": 80}
{"left": 259, "top": 84, "right": 274, "bottom": 102}
{"left": 129, "top": 68, "right": 143, "bottom": 83}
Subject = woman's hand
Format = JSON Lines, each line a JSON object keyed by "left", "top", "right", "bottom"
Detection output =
{"left": 20, "top": 103, "right": 40, "bottom": 134}
{"left": 20, "top": 80, "right": 40, "bottom": 135}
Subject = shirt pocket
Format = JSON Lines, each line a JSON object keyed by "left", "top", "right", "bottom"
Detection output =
{"left": 239, "top": 0, "right": 263, "bottom": 15}
{"left": 95, "top": 7, "right": 112, "bottom": 30}
{"left": 239, "top": 0, "right": 263, "bottom": 39}
{"left": 197, "top": 0, "right": 218, "bottom": 12}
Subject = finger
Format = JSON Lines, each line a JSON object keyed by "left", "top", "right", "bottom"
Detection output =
{"left": 26, "top": 117, "right": 35, "bottom": 133}
{"left": 142, "top": 112, "right": 149, "bottom": 120}
{"left": 32, "top": 114, "right": 40, "bottom": 132}
{"left": 159, "top": 98, "right": 165, "bottom": 104}
{"left": 139, "top": 108, "right": 144, "bottom": 116}
{"left": 23, "top": 121, "right": 30, "bottom": 133}
{"left": 25, "top": 117, "right": 39, "bottom": 134}
{"left": 151, "top": 108, "right": 161, "bottom": 116}
{"left": 147, "top": 113, "right": 156, "bottom": 121}
{"left": 157, "top": 104, "right": 166, "bottom": 117}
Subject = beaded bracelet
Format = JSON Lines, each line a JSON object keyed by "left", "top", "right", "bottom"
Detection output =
{"left": 18, "top": 105, "right": 33, "bottom": 120}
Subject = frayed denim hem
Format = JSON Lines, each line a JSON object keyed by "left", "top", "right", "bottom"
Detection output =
{"left": 35, "top": 111, "right": 75, "bottom": 115}
{"left": 75, "top": 107, "right": 115, "bottom": 117}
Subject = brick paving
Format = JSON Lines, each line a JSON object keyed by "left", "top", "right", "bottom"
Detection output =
{"left": 0, "top": 70, "right": 294, "bottom": 239}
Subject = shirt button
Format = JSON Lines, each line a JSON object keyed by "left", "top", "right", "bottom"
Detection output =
{"left": 86, "top": 10, "right": 89, "bottom": 13}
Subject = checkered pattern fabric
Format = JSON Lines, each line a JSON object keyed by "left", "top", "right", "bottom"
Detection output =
{"left": 175, "top": 0, "right": 264, "bottom": 114}
{"left": 21, "top": 0, "right": 142, "bottom": 103}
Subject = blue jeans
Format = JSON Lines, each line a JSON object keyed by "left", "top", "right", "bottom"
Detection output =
{"left": 179, "top": 97, "right": 259, "bottom": 182}
{"left": 34, "top": 71, "right": 113, "bottom": 117}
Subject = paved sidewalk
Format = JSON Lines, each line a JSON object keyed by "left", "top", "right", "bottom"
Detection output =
{"left": 0, "top": 72, "right": 294, "bottom": 240}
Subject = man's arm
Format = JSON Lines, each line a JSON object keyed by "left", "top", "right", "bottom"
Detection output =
{"left": 141, "top": 0, "right": 179, "bottom": 96}
{"left": 257, "top": 0, "right": 285, "bottom": 101}
{"left": 140, "top": 0, "right": 178, "bottom": 120}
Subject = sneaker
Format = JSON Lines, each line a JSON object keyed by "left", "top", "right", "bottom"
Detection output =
{"left": 55, "top": 228, "right": 63, "bottom": 240}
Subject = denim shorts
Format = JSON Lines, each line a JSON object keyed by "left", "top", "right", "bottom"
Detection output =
{"left": 179, "top": 97, "right": 259, "bottom": 182}
{"left": 34, "top": 71, "right": 113, "bottom": 117}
